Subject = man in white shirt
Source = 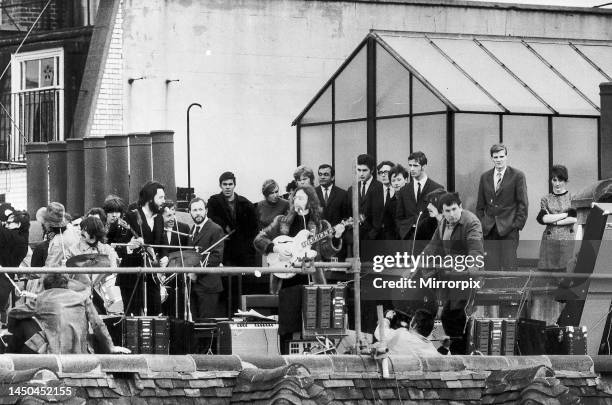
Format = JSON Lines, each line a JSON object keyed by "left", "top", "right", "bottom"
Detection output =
{"left": 374, "top": 309, "right": 440, "bottom": 356}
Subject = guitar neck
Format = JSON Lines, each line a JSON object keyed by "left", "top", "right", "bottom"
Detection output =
{"left": 301, "top": 219, "right": 350, "bottom": 247}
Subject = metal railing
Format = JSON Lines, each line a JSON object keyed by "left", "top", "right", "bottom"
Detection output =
{"left": 0, "top": 88, "right": 62, "bottom": 163}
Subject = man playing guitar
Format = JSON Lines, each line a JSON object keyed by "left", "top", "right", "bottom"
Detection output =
{"left": 254, "top": 185, "right": 346, "bottom": 294}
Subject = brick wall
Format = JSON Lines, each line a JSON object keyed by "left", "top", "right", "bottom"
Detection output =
{"left": 0, "top": 167, "right": 27, "bottom": 210}
{"left": 89, "top": 0, "right": 123, "bottom": 137}
{"left": 2, "top": 0, "right": 59, "bottom": 31}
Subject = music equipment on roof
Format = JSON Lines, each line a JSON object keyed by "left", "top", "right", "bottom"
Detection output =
{"left": 301, "top": 284, "right": 346, "bottom": 338}
{"left": 121, "top": 316, "right": 169, "bottom": 354}
{"left": 267, "top": 218, "right": 354, "bottom": 279}
{"left": 217, "top": 321, "right": 279, "bottom": 356}
{"left": 545, "top": 326, "right": 587, "bottom": 355}
{"left": 468, "top": 317, "right": 541, "bottom": 355}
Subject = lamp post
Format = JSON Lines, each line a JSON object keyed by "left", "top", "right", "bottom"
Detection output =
{"left": 186, "top": 103, "right": 202, "bottom": 192}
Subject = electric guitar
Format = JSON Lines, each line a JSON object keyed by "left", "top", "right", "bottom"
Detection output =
{"left": 266, "top": 217, "right": 355, "bottom": 279}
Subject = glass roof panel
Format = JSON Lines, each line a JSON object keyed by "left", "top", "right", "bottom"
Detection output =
{"left": 377, "top": 34, "right": 502, "bottom": 112}
{"left": 479, "top": 40, "right": 598, "bottom": 115}
{"left": 335, "top": 46, "right": 367, "bottom": 120}
{"left": 376, "top": 44, "right": 410, "bottom": 117}
{"left": 431, "top": 38, "right": 550, "bottom": 114}
{"left": 575, "top": 44, "right": 612, "bottom": 79}
{"left": 302, "top": 86, "right": 332, "bottom": 124}
{"left": 528, "top": 41, "right": 607, "bottom": 108}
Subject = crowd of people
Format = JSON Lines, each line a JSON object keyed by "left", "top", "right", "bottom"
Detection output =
{"left": 0, "top": 142, "right": 584, "bottom": 355}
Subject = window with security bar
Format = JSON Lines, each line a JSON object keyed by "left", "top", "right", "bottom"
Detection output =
{"left": 7, "top": 47, "right": 64, "bottom": 162}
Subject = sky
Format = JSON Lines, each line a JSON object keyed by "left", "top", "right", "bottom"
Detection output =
{"left": 471, "top": 0, "right": 611, "bottom": 7}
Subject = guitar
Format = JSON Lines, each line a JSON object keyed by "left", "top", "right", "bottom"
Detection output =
{"left": 266, "top": 217, "right": 354, "bottom": 279}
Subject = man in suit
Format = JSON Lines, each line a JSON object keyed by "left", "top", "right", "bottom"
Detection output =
{"left": 189, "top": 197, "right": 225, "bottom": 319}
{"left": 395, "top": 151, "right": 443, "bottom": 241}
{"left": 316, "top": 164, "right": 348, "bottom": 226}
{"left": 121, "top": 181, "right": 165, "bottom": 316}
{"left": 158, "top": 200, "right": 191, "bottom": 317}
{"left": 377, "top": 160, "right": 396, "bottom": 239}
{"left": 476, "top": 144, "right": 528, "bottom": 271}
{"left": 346, "top": 154, "right": 384, "bottom": 241}
{"left": 316, "top": 164, "right": 348, "bottom": 261}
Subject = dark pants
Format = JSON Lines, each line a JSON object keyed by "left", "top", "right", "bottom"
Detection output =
{"left": 190, "top": 283, "right": 222, "bottom": 320}
{"left": 119, "top": 274, "right": 162, "bottom": 316}
{"left": 7, "top": 318, "right": 40, "bottom": 354}
{"left": 163, "top": 275, "right": 189, "bottom": 319}
{"left": 485, "top": 226, "right": 519, "bottom": 271}
{"left": 0, "top": 274, "right": 14, "bottom": 324}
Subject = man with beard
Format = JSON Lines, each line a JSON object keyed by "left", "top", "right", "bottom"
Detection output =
{"left": 121, "top": 181, "right": 165, "bottom": 316}
{"left": 188, "top": 197, "right": 225, "bottom": 319}
{"left": 158, "top": 201, "right": 191, "bottom": 317}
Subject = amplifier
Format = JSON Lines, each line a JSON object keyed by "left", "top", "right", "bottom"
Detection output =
{"left": 302, "top": 284, "right": 346, "bottom": 337}
{"left": 516, "top": 318, "right": 546, "bottom": 355}
{"left": 545, "top": 326, "right": 587, "bottom": 355}
{"left": 217, "top": 321, "right": 279, "bottom": 356}
{"left": 467, "top": 318, "right": 522, "bottom": 355}
{"left": 121, "top": 316, "right": 169, "bottom": 354}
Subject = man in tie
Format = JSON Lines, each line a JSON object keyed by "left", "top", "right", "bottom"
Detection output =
{"left": 316, "top": 164, "right": 348, "bottom": 261}
{"left": 316, "top": 164, "right": 348, "bottom": 226}
{"left": 377, "top": 160, "right": 395, "bottom": 239}
{"left": 188, "top": 197, "right": 225, "bottom": 319}
{"left": 345, "top": 154, "right": 384, "bottom": 241}
{"left": 158, "top": 201, "right": 191, "bottom": 316}
{"left": 476, "top": 144, "right": 528, "bottom": 271}
{"left": 395, "top": 151, "right": 443, "bottom": 241}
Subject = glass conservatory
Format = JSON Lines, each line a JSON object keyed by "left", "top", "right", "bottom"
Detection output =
{"left": 293, "top": 31, "right": 612, "bottom": 258}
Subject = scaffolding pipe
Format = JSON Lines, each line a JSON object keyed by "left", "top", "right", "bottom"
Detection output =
{"left": 352, "top": 158, "right": 362, "bottom": 353}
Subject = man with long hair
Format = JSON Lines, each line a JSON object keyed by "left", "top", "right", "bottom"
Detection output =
{"left": 254, "top": 185, "right": 346, "bottom": 292}
{"left": 121, "top": 181, "right": 165, "bottom": 316}
{"left": 254, "top": 185, "right": 346, "bottom": 354}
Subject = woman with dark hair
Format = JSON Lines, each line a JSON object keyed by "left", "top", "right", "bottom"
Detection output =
{"left": 254, "top": 184, "right": 345, "bottom": 291}
{"left": 256, "top": 179, "right": 290, "bottom": 230}
{"left": 537, "top": 165, "right": 577, "bottom": 272}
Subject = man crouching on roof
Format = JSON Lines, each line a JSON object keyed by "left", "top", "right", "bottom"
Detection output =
{"left": 6, "top": 274, "right": 130, "bottom": 354}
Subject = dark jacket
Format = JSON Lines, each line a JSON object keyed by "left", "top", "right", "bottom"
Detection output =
{"left": 396, "top": 178, "right": 444, "bottom": 240}
{"left": 381, "top": 194, "right": 399, "bottom": 240}
{"left": 159, "top": 221, "right": 191, "bottom": 259}
{"left": 190, "top": 219, "right": 225, "bottom": 293}
{"left": 207, "top": 193, "right": 258, "bottom": 266}
{"left": 476, "top": 166, "right": 529, "bottom": 237}
{"left": 422, "top": 209, "right": 484, "bottom": 259}
{"left": 316, "top": 185, "right": 349, "bottom": 226}
{"left": 117, "top": 208, "right": 164, "bottom": 286}
{"left": 346, "top": 179, "right": 384, "bottom": 240}
{"left": 0, "top": 227, "right": 29, "bottom": 267}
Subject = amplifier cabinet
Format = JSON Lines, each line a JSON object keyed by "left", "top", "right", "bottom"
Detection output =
{"left": 217, "top": 322, "right": 279, "bottom": 356}
{"left": 467, "top": 318, "right": 491, "bottom": 354}
{"left": 545, "top": 326, "right": 587, "bottom": 355}
{"left": 516, "top": 318, "right": 546, "bottom": 355}
{"left": 121, "top": 316, "right": 169, "bottom": 354}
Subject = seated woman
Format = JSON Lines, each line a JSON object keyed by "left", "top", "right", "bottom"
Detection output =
{"left": 7, "top": 274, "right": 130, "bottom": 354}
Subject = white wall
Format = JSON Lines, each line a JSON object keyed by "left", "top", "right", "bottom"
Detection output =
{"left": 121, "top": 0, "right": 612, "bottom": 201}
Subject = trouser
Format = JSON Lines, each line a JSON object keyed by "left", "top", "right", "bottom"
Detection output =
{"left": 119, "top": 274, "right": 162, "bottom": 316}
{"left": 190, "top": 283, "right": 222, "bottom": 320}
{"left": 484, "top": 226, "right": 519, "bottom": 271}
{"left": 7, "top": 317, "right": 40, "bottom": 354}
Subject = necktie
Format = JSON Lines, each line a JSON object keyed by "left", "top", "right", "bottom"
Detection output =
{"left": 495, "top": 171, "right": 502, "bottom": 192}
{"left": 192, "top": 225, "right": 201, "bottom": 239}
{"left": 360, "top": 182, "right": 366, "bottom": 200}
{"left": 416, "top": 182, "right": 422, "bottom": 202}
{"left": 385, "top": 187, "right": 391, "bottom": 205}
{"left": 323, "top": 187, "right": 329, "bottom": 204}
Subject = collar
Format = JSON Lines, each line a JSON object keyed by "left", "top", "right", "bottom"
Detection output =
{"left": 362, "top": 177, "right": 373, "bottom": 189}
{"left": 494, "top": 166, "right": 507, "bottom": 179}
{"left": 413, "top": 175, "right": 428, "bottom": 187}
{"left": 441, "top": 210, "right": 468, "bottom": 229}
{"left": 194, "top": 218, "right": 209, "bottom": 230}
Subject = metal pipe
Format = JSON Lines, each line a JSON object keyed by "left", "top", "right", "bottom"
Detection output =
{"left": 0, "top": 264, "right": 350, "bottom": 274}
{"left": 352, "top": 158, "right": 362, "bottom": 353}
{"left": 186, "top": 103, "right": 202, "bottom": 191}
